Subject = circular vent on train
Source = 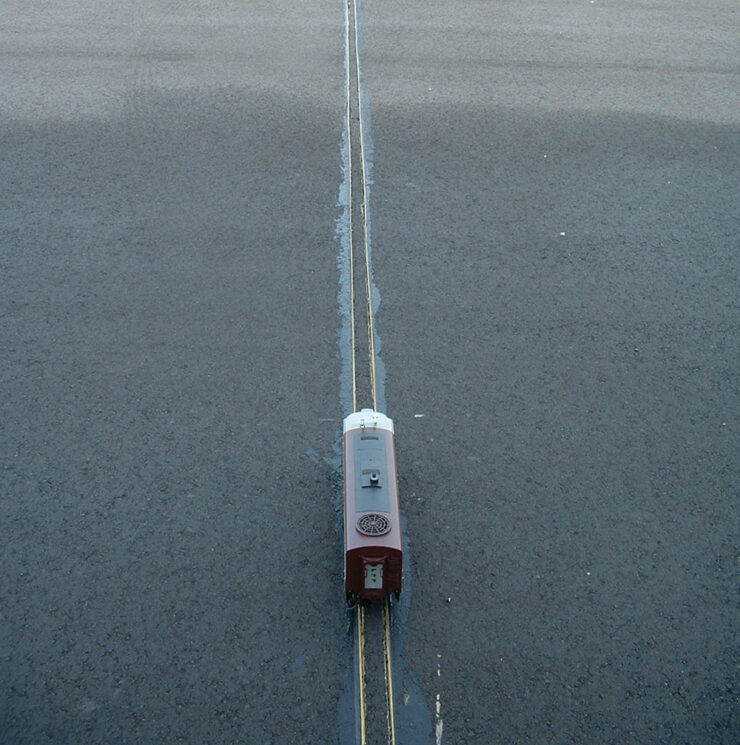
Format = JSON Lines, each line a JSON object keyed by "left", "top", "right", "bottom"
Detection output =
{"left": 356, "top": 513, "right": 391, "bottom": 536}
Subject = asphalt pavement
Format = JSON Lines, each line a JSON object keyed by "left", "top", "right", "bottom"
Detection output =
{"left": 2, "top": 1, "right": 738, "bottom": 744}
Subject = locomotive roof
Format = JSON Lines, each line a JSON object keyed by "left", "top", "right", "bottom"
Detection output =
{"left": 343, "top": 409, "right": 394, "bottom": 434}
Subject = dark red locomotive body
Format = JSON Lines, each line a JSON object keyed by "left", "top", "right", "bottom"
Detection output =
{"left": 344, "top": 409, "right": 402, "bottom": 603}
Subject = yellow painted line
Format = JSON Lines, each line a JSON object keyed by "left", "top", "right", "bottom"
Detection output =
{"left": 357, "top": 604, "right": 367, "bottom": 745}
{"left": 383, "top": 599, "right": 397, "bottom": 745}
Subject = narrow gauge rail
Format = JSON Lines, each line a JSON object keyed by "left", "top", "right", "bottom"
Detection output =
{"left": 343, "top": 0, "right": 398, "bottom": 744}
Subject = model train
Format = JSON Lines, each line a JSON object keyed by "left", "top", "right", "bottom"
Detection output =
{"left": 344, "top": 409, "right": 402, "bottom": 603}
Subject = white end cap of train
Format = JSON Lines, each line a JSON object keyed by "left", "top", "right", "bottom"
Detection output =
{"left": 343, "top": 408, "right": 394, "bottom": 434}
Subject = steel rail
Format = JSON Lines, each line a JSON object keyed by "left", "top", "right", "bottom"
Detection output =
{"left": 344, "top": 0, "right": 358, "bottom": 413}
{"left": 346, "top": 0, "right": 377, "bottom": 414}
{"left": 345, "top": 0, "right": 396, "bottom": 743}
{"left": 357, "top": 604, "right": 367, "bottom": 745}
{"left": 350, "top": 0, "right": 378, "bottom": 413}
{"left": 382, "top": 598, "right": 397, "bottom": 745}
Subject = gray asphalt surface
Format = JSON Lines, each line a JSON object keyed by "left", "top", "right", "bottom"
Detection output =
{"left": 3, "top": 2, "right": 346, "bottom": 743}
{"left": 2, "top": 1, "right": 738, "bottom": 744}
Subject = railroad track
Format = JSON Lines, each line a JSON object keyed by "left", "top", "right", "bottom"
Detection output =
{"left": 355, "top": 600, "right": 397, "bottom": 745}
{"left": 343, "top": 0, "right": 398, "bottom": 743}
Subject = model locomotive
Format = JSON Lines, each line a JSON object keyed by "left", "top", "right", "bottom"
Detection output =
{"left": 344, "top": 409, "right": 402, "bottom": 603}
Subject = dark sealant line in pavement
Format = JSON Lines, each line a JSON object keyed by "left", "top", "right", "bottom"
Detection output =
{"left": 335, "top": 0, "right": 433, "bottom": 743}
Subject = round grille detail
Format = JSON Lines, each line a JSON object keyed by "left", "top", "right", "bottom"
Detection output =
{"left": 356, "top": 513, "right": 391, "bottom": 536}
